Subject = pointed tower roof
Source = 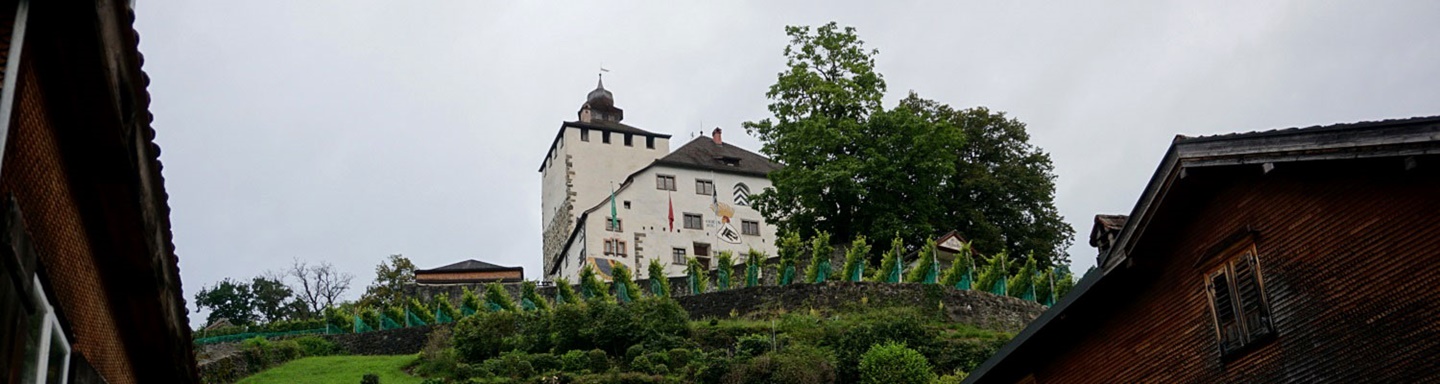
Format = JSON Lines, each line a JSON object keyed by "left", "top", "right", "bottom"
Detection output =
{"left": 579, "top": 74, "right": 624, "bottom": 122}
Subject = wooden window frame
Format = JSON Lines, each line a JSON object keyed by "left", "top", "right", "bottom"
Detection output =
{"left": 672, "top": 247, "right": 687, "bottom": 265}
{"left": 741, "top": 220, "right": 760, "bottom": 236}
{"left": 695, "top": 179, "right": 715, "bottom": 196}
{"left": 1203, "top": 242, "right": 1276, "bottom": 359}
{"left": 656, "top": 175, "right": 677, "bottom": 191}
{"left": 682, "top": 213, "right": 703, "bottom": 229}
{"left": 605, "top": 217, "right": 622, "bottom": 232}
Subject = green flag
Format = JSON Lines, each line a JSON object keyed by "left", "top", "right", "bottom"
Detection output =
{"left": 609, "top": 184, "right": 618, "bottom": 230}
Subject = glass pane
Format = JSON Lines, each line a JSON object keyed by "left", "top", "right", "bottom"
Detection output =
{"left": 19, "top": 309, "right": 42, "bottom": 384}
{"left": 45, "top": 330, "right": 66, "bottom": 384}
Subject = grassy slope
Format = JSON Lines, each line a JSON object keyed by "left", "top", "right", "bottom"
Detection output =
{"left": 237, "top": 355, "right": 423, "bottom": 384}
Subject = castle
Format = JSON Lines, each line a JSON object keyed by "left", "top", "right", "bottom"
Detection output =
{"left": 538, "top": 78, "right": 782, "bottom": 282}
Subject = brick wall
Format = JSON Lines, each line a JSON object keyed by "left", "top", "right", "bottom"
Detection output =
{"left": 415, "top": 270, "right": 522, "bottom": 283}
{"left": 1, "top": 57, "right": 136, "bottom": 384}
{"left": 1024, "top": 161, "right": 1440, "bottom": 383}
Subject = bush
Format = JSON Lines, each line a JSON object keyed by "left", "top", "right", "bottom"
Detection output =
{"left": 688, "top": 350, "right": 732, "bottom": 384}
{"left": 931, "top": 370, "right": 968, "bottom": 384}
{"left": 629, "top": 298, "right": 689, "bottom": 350}
{"left": 552, "top": 303, "right": 594, "bottom": 353}
{"left": 324, "top": 307, "right": 352, "bottom": 332}
{"left": 454, "top": 310, "right": 520, "bottom": 362}
{"left": 571, "top": 372, "right": 668, "bottom": 384}
{"left": 859, "top": 342, "right": 934, "bottom": 384}
{"left": 820, "top": 308, "right": 935, "bottom": 382}
{"left": 723, "top": 345, "right": 836, "bottom": 384}
{"left": 666, "top": 348, "right": 693, "bottom": 368}
{"left": 361, "top": 373, "right": 380, "bottom": 384}
{"left": 561, "top": 350, "right": 591, "bottom": 373}
{"left": 484, "top": 351, "right": 536, "bottom": 379}
{"left": 735, "top": 334, "right": 772, "bottom": 358}
{"left": 415, "top": 327, "right": 458, "bottom": 377}
{"left": 516, "top": 309, "right": 554, "bottom": 353}
{"left": 586, "top": 349, "right": 609, "bottom": 373}
{"left": 292, "top": 335, "right": 336, "bottom": 356}
{"left": 530, "top": 353, "right": 562, "bottom": 373}
{"left": 587, "top": 300, "right": 638, "bottom": 355}
{"left": 240, "top": 337, "right": 302, "bottom": 368}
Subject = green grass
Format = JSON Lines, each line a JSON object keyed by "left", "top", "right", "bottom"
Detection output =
{"left": 237, "top": 355, "right": 423, "bottom": 384}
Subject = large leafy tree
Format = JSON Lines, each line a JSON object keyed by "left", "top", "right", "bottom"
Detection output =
{"left": 250, "top": 274, "right": 301, "bottom": 322}
{"left": 745, "top": 22, "right": 1073, "bottom": 267}
{"left": 359, "top": 254, "right": 415, "bottom": 309}
{"left": 194, "top": 278, "right": 255, "bottom": 326}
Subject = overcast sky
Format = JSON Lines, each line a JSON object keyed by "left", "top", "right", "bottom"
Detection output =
{"left": 133, "top": 1, "right": 1440, "bottom": 326}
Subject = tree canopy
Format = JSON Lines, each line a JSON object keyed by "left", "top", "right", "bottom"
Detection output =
{"left": 359, "top": 254, "right": 414, "bottom": 308}
{"left": 745, "top": 22, "right": 1073, "bottom": 267}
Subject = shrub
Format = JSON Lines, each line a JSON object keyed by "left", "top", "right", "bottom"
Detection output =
{"left": 646, "top": 259, "right": 670, "bottom": 298}
{"left": 744, "top": 249, "right": 764, "bottom": 287}
{"left": 821, "top": 308, "right": 935, "bottom": 383}
{"left": 571, "top": 372, "right": 668, "bottom": 384}
{"left": 292, "top": 335, "right": 336, "bottom": 356}
{"left": 383, "top": 306, "right": 406, "bottom": 328}
{"left": 361, "top": 373, "right": 380, "bottom": 384}
{"left": 841, "top": 236, "right": 871, "bottom": 282}
{"left": 715, "top": 251, "right": 735, "bottom": 290}
{"left": 724, "top": 345, "right": 836, "bottom": 384}
{"left": 461, "top": 287, "right": 483, "bottom": 315}
{"left": 485, "top": 283, "right": 519, "bottom": 312}
{"left": 1006, "top": 254, "right": 1039, "bottom": 300}
{"left": 776, "top": 232, "right": 803, "bottom": 285}
{"left": 735, "top": 334, "right": 772, "bottom": 358}
{"left": 630, "top": 298, "right": 689, "bottom": 349}
{"left": 579, "top": 265, "right": 611, "bottom": 301}
{"left": 324, "top": 307, "right": 352, "bottom": 332}
{"left": 689, "top": 349, "right": 732, "bottom": 384}
{"left": 685, "top": 257, "right": 710, "bottom": 294}
{"left": 588, "top": 300, "right": 638, "bottom": 355}
{"left": 484, "top": 351, "right": 537, "bottom": 379}
{"left": 551, "top": 303, "right": 594, "bottom": 352}
{"left": 905, "top": 237, "right": 939, "bottom": 283}
{"left": 939, "top": 241, "right": 976, "bottom": 289}
{"left": 931, "top": 370, "right": 968, "bottom": 384}
{"left": 530, "top": 352, "right": 562, "bottom": 373}
{"left": 454, "top": 310, "right": 520, "bottom": 362}
{"left": 555, "top": 277, "right": 580, "bottom": 305}
{"left": 415, "top": 327, "right": 458, "bottom": 377}
{"left": 561, "top": 350, "right": 591, "bottom": 373}
{"left": 434, "top": 293, "right": 462, "bottom": 323}
{"left": 521, "top": 281, "right": 552, "bottom": 311}
{"left": 585, "top": 349, "right": 609, "bottom": 373}
{"left": 804, "top": 231, "right": 833, "bottom": 283}
{"left": 666, "top": 348, "right": 693, "bottom": 368}
{"left": 869, "top": 236, "right": 904, "bottom": 283}
{"left": 610, "top": 264, "right": 642, "bottom": 303}
{"left": 859, "top": 342, "right": 934, "bottom": 384}
{"left": 409, "top": 297, "right": 437, "bottom": 324}
{"left": 516, "top": 309, "right": 554, "bottom": 353}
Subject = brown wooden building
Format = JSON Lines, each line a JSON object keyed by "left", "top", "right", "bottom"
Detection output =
{"left": 965, "top": 117, "right": 1440, "bottom": 383}
{"left": 416, "top": 259, "right": 524, "bottom": 284}
{"left": 0, "top": 1, "right": 197, "bottom": 383}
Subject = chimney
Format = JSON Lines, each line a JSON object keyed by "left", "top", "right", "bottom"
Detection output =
{"left": 711, "top": 127, "right": 723, "bottom": 145}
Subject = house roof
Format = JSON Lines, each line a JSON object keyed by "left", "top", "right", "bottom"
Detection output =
{"left": 417, "top": 259, "right": 523, "bottom": 273}
{"left": 655, "top": 136, "right": 783, "bottom": 177}
{"left": 962, "top": 115, "right": 1440, "bottom": 384}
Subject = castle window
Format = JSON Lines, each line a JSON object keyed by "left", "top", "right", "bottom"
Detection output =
{"left": 580, "top": 128, "right": 590, "bottom": 142}
{"left": 672, "top": 247, "right": 687, "bottom": 265}
{"left": 656, "top": 175, "right": 677, "bottom": 191}
{"left": 602, "top": 131, "right": 611, "bottom": 144}
{"left": 624, "top": 134, "right": 633, "bottom": 147}
{"left": 1205, "top": 243, "right": 1274, "bottom": 359}
{"left": 647, "top": 136, "right": 655, "bottom": 149}
{"left": 683, "top": 213, "right": 703, "bottom": 229}
{"left": 696, "top": 179, "right": 715, "bottom": 196}
{"left": 742, "top": 220, "right": 760, "bottom": 236}
{"left": 604, "top": 239, "right": 628, "bottom": 257}
{"left": 605, "top": 218, "right": 623, "bottom": 232}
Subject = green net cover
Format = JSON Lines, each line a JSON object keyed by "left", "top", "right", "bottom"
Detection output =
{"left": 717, "top": 268, "right": 731, "bottom": 290}
{"left": 991, "top": 278, "right": 1007, "bottom": 296}
{"left": 923, "top": 256, "right": 939, "bottom": 284}
{"left": 380, "top": 315, "right": 402, "bottom": 330}
{"left": 815, "top": 259, "right": 830, "bottom": 283}
{"left": 436, "top": 309, "right": 454, "bottom": 324}
{"left": 956, "top": 271, "right": 973, "bottom": 290}
{"left": 746, "top": 263, "right": 759, "bottom": 287}
{"left": 615, "top": 283, "right": 632, "bottom": 303}
{"left": 781, "top": 265, "right": 796, "bottom": 285}
{"left": 650, "top": 278, "right": 667, "bottom": 297}
{"left": 522, "top": 298, "right": 538, "bottom": 311}
{"left": 887, "top": 260, "right": 902, "bottom": 283}
{"left": 460, "top": 304, "right": 476, "bottom": 317}
{"left": 406, "top": 310, "right": 427, "bottom": 327}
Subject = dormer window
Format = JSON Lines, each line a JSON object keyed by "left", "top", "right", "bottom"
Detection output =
{"left": 717, "top": 156, "right": 741, "bottom": 167}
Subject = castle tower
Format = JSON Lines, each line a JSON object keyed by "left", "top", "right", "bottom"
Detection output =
{"left": 538, "top": 78, "right": 671, "bottom": 275}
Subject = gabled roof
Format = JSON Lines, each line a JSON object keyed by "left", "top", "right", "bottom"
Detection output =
{"left": 417, "top": 259, "right": 523, "bottom": 273}
{"left": 962, "top": 115, "right": 1440, "bottom": 384}
{"left": 655, "top": 137, "right": 783, "bottom": 177}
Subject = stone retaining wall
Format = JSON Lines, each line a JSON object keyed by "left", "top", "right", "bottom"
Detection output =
{"left": 325, "top": 324, "right": 445, "bottom": 356}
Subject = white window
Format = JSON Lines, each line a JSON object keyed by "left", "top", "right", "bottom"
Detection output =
{"left": 742, "top": 220, "right": 761, "bottom": 236}
{"left": 683, "top": 213, "right": 703, "bottom": 229}
{"left": 696, "top": 179, "right": 715, "bottom": 196}
{"left": 21, "top": 275, "right": 71, "bottom": 384}
{"left": 656, "top": 175, "right": 677, "bottom": 191}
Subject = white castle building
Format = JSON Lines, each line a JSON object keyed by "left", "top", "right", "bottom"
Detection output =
{"left": 539, "top": 78, "right": 781, "bottom": 281}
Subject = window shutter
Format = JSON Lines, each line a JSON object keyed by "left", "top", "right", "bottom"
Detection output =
{"left": 1233, "top": 251, "right": 1274, "bottom": 340}
{"left": 1207, "top": 270, "right": 1243, "bottom": 356}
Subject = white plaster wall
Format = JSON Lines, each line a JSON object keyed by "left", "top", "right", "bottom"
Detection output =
{"left": 564, "top": 128, "right": 670, "bottom": 226}
{"left": 560, "top": 164, "right": 779, "bottom": 281}
{"left": 539, "top": 131, "right": 570, "bottom": 231}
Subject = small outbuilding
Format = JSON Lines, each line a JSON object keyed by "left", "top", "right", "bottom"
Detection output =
{"left": 415, "top": 259, "right": 524, "bottom": 284}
